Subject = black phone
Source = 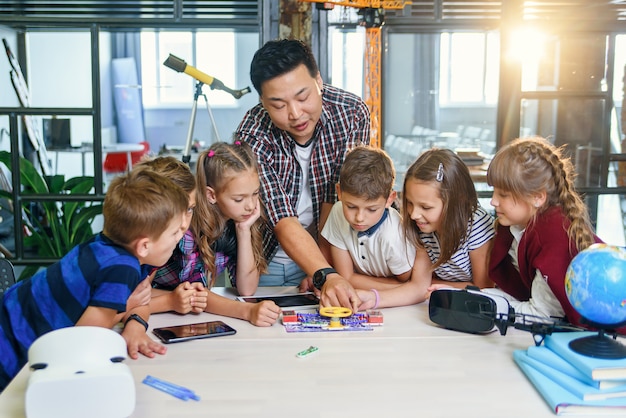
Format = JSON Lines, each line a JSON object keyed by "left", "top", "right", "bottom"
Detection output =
{"left": 152, "top": 320, "right": 237, "bottom": 344}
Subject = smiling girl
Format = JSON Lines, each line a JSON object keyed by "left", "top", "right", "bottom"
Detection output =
{"left": 402, "top": 148, "right": 495, "bottom": 288}
{"left": 355, "top": 148, "right": 495, "bottom": 309}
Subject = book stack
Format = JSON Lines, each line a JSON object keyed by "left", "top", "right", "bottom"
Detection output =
{"left": 514, "top": 331, "right": 626, "bottom": 415}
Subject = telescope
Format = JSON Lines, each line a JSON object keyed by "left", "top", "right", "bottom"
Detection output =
{"left": 163, "top": 54, "right": 251, "bottom": 99}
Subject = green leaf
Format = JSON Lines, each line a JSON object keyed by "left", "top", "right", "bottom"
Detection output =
{"left": 46, "top": 175, "right": 66, "bottom": 194}
{"left": 0, "top": 151, "right": 102, "bottom": 263}
{"left": 18, "top": 265, "right": 41, "bottom": 281}
{"left": 0, "top": 151, "right": 49, "bottom": 194}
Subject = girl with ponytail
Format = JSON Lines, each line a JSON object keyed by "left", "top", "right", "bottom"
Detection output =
{"left": 147, "top": 141, "right": 280, "bottom": 327}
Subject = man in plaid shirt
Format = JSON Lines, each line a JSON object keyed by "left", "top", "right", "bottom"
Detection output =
{"left": 236, "top": 39, "right": 370, "bottom": 311}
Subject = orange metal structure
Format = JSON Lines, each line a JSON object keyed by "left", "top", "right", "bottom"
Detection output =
{"left": 300, "top": 0, "right": 411, "bottom": 148}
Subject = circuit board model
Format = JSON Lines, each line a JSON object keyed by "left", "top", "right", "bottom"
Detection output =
{"left": 281, "top": 309, "right": 383, "bottom": 333}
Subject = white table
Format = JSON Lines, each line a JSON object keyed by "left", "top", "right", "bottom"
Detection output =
{"left": 0, "top": 287, "right": 557, "bottom": 418}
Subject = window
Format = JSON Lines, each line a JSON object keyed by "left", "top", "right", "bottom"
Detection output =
{"left": 140, "top": 30, "right": 237, "bottom": 108}
{"left": 614, "top": 35, "right": 626, "bottom": 105}
{"left": 439, "top": 32, "right": 500, "bottom": 105}
{"left": 329, "top": 26, "right": 365, "bottom": 97}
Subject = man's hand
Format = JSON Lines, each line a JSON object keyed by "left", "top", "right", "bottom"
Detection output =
{"left": 319, "top": 275, "right": 360, "bottom": 312}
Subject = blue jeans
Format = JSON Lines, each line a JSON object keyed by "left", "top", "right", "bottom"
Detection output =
{"left": 259, "top": 260, "right": 306, "bottom": 287}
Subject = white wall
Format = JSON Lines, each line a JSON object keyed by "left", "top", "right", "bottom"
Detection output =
{"left": 28, "top": 31, "right": 94, "bottom": 146}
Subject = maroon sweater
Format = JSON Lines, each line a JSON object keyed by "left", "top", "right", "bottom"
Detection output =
{"left": 489, "top": 206, "right": 603, "bottom": 329}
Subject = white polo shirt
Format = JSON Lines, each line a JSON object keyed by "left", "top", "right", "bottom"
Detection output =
{"left": 321, "top": 201, "right": 415, "bottom": 277}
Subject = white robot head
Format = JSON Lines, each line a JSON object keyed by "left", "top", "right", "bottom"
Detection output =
{"left": 25, "top": 326, "right": 135, "bottom": 418}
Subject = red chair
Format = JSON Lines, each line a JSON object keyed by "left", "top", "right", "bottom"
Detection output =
{"left": 103, "top": 141, "right": 150, "bottom": 174}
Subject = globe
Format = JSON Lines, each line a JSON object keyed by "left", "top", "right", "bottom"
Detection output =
{"left": 565, "top": 243, "right": 626, "bottom": 327}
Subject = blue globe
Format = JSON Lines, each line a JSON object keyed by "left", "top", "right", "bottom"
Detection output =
{"left": 565, "top": 244, "right": 626, "bottom": 327}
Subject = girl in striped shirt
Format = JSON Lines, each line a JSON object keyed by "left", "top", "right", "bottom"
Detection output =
{"left": 356, "top": 148, "right": 495, "bottom": 309}
{"left": 403, "top": 149, "right": 495, "bottom": 289}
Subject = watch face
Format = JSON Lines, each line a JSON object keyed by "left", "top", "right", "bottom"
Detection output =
{"left": 313, "top": 270, "right": 326, "bottom": 290}
{"left": 313, "top": 268, "right": 335, "bottom": 290}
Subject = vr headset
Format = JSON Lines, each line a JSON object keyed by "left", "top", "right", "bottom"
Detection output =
{"left": 428, "top": 287, "right": 514, "bottom": 334}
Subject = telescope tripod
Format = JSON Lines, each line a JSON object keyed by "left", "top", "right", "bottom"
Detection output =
{"left": 183, "top": 81, "right": 221, "bottom": 164}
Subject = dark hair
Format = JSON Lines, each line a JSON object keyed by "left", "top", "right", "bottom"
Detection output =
{"left": 339, "top": 146, "right": 395, "bottom": 200}
{"left": 250, "top": 39, "right": 319, "bottom": 96}
{"left": 402, "top": 148, "right": 478, "bottom": 268}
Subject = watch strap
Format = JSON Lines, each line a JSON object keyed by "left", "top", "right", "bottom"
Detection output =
{"left": 125, "top": 313, "right": 149, "bottom": 331}
{"left": 313, "top": 267, "right": 337, "bottom": 290}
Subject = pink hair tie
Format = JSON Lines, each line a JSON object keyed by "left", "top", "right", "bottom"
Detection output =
{"left": 234, "top": 140, "right": 242, "bottom": 145}
{"left": 208, "top": 150, "right": 215, "bottom": 157}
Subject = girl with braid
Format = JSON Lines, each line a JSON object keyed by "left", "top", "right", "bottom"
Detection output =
{"left": 485, "top": 136, "right": 602, "bottom": 328}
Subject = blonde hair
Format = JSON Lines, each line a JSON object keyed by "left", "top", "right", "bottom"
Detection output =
{"left": 135, "top": 156, "right": 196, "bottom": 195}
{"left": 194, "top": 140, "right": 267, "bottom": 280}
{"left": 486, "top": 136, "right": 595, "bottom": 252}
{"left": 402, "top": 148, "right": 478, "bottom": 268}
{"left": 103, "top": 167, "right": 189, "bottom": 246}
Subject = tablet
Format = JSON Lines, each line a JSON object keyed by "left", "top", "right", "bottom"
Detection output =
{"left": 152, "top": 320, "right": 237, "bottom": 344}
{"left": 236, "top": 293, "right": 319, "bottom": 308}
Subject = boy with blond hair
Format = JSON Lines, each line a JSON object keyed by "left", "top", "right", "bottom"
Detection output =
{"left": 0, "top": 167, "right": 189, "bottom": 391}
{"left": 321, "top": 146, "right": 415, "bottom": 293}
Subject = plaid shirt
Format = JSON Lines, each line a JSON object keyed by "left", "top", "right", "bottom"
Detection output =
{"left": 236, "top": 84, "right": 370, "bottom": 260}
{"left": 152, "top": 229, "right": 207, "bottom": 290}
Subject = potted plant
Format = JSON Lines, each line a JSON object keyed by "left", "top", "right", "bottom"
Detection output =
{"left": 0, "top": 151, "right": 102, "bottom": 280}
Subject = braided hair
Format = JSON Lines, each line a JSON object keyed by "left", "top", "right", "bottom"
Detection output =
{"left": 486, "top": 136, "right": 595, "bottom": 252}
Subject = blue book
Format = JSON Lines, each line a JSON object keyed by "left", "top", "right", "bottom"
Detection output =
{"left": 544, "top": 332, "right": 626, "bottom": 381}
{"left": 514, "top": 350, "right": 626, "bottom": 415}
{"left": 516, "top": 349, "right": 626, "bottom": 401}
{"left": 527, "top": 346, "right": 626, "bottom": 390}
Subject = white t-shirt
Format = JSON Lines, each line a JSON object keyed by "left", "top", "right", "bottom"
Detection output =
{"left": 321, "top": 201, "right": 415, "bottom": 277}
{"left": 273, "top": 140, "right": 314, "bottom": 264}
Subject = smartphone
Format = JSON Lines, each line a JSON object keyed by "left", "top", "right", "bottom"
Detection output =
{"left": 152, "top": 320, "right": 236, "bottom": 344}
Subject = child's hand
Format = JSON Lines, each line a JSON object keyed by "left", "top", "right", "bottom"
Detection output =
{"left": 248, "top": 300, "right": 281, "bottom": 327}
{"left": 355, "top": 289, "right": 377, "bottom": 311}
{"left": 172, "top": 281, "right": 208, "bottom": 314}
{"left": 427, "top": 283, "right": 454, "bottom": 292}
{"left": 126, "top": 278, "right": 152, "bottom": 312}
{"left": 122, "top": 319, "right": 167, "bottom": 360}
{"left": 236, "top": 202, "right": 261, "bottom": 230}
{"left": 299, "top": 276, "right": 318, "bottom": 295}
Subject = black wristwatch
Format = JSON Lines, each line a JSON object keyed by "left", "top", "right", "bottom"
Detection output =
{"left": 125, "top": 313, "right": 149, "bottom": 331}
{"left": 312, "top": 267, "right": 337, "bottom": 290}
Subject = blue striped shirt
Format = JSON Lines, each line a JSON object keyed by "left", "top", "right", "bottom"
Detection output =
{"left": 0, "top": 233, "right": 149, "bottom": 389}
{"left": 419, "top": 205, "right": 495, "bottom": 281}
{"left": 236, "top": 84, "right": 370, "bottom": 260}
